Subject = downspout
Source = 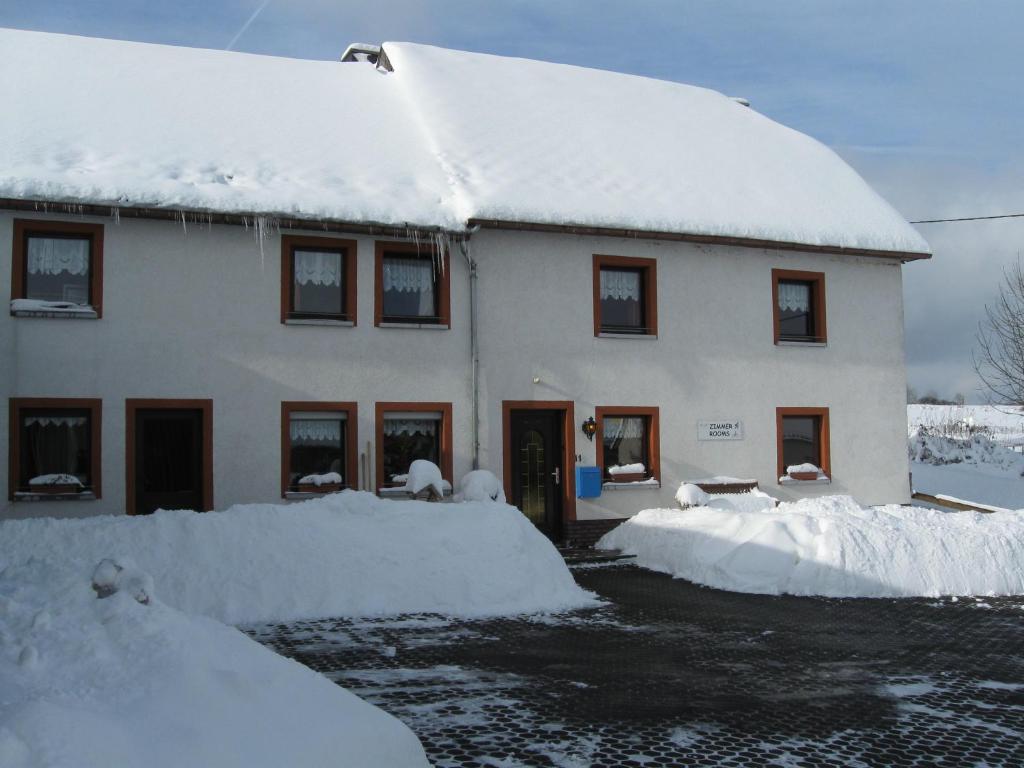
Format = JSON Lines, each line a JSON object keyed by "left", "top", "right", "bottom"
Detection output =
{"left": 458, "top": 225, "right": 481, "bottom": 469}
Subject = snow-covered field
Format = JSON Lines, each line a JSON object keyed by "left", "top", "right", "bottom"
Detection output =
{"left": 908, "top": 405, "right": 1024, "bottom": 510}
{"left": 0, "top": 492, "right": 593, "bottom": 767}
{"left": 598, "top": 494, "right": 1024, "bottom": 598}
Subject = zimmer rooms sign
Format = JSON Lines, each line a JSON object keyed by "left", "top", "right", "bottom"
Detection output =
{"left": 698, "top": 420, "right": 743, "bottom": 441}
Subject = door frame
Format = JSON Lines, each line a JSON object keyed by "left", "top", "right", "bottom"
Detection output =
{"left": 501, "top": 400, "right": 576, "bottom": 524}
{"left": 125, "top": 399, "right": 213, "bottom": 515}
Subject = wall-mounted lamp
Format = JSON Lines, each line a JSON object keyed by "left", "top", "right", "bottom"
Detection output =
{"left": 581, "top": 416, "right": 597, "bottom": 441}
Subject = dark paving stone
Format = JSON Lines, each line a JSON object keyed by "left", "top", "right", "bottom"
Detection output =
{"left": 245, "top": 564, "right": 1024, "bottom": 767}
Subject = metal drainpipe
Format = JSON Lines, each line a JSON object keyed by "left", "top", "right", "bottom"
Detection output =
{"left": 458, "top": 227, "right": 481, "bottom": 470}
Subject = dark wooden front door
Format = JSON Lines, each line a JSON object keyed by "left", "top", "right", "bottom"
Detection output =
{"left": 510, "top": 410, "right": 564, "bottom": 540}
{"left": 134, "top": 408, "right": 204, "bottom": 515}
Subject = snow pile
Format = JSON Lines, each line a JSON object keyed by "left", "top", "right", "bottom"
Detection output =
{"left": 404, "top": 459, "right": 445, "bottom": 497}
{"left": 608, "top": 463, "right": 645, "bottom": 476}
{"left": 675, "top": 483, "right": 710, "bottom": 508}
{"left": 296, "top": 471, "right": 342, "bottom": 486}
{"left": 0, "top": 558, "right": 428, "bottom": 767}
{"left": 28, "top": 474, "right": 82, "bottom": 487}
{"left": 786, "top": 463, "right": 820, "bottom": 475}
{"left": 459, "top": 470, "right": 506, "bottom": 503}
{"left": 0, "top": 28, "right": 928, "bottom": 255}
{"left": 598, "top": 495, "right": 1024, "bottom": 597}
{"left": 0, "top": 491, "right": 594, "bottom": 624}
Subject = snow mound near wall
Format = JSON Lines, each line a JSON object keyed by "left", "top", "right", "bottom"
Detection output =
{"left": 0, "top": 559, "right": 428, "bottom": 768}
{"left": 0, "top": 492, "right": 595, "bottom": 624}
{"left": 598, "top": 495, "right": 1024, "bottom": 598}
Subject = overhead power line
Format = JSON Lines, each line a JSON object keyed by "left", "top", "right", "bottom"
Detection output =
{"left": 910, "top": 212, "right": 1024, "bottom": 224}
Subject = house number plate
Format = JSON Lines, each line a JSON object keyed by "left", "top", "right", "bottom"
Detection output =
{"left": 698, "top": 420, "right": 743, "bottom": 441}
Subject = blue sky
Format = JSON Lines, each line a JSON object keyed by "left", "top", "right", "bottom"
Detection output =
{"left": 4, "top": 1, "right": 1023, "bottom": 400}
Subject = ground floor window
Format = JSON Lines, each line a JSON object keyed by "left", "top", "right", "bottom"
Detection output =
{"left": 375, "top": 402, "right": 453, "bottom": 491}
{"left": 776, "top": 406, "right": 831, "bottom": 480}
{"left": 595, "top": 406, "right": 660, "bottom": 482}
{"left": 9, "top": 398, "right": 101, "bottom": 498}
{"left": 281, "top": 402, "right": 357, "bottom": 495}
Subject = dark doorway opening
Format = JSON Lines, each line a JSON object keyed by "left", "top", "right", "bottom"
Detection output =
{"left": 509, "top": 409, "right": 566, "bottom": 540}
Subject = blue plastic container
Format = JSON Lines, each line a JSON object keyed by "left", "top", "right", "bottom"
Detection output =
{"left": 575, "top": 466, "right": 602, "bottom": 498}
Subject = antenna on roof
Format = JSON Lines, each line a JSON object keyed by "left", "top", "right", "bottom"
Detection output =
{"left": 340, "top": 43, "right": 393, "bottom": 71}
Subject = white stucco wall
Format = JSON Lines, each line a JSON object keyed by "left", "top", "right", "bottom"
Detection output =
{"left": 1, "top": 211, "right": 913, "bottom": 521}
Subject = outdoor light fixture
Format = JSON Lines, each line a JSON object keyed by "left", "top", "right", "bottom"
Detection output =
{"left": 581, "top": 416, "right": 597, "bottom": 441}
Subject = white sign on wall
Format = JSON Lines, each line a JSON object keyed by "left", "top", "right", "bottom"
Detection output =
{"left": 698, "top": 420, "right": 743, "bottom": 441}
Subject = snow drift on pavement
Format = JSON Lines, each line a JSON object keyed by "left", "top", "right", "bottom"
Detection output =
{"left": 0, "top": 491, "right": 594, "bottom": 624}
{"left": 598, "top": 495, "right": 1024, "bottom": 598}
{"left": 0, "top": 559, "right": 428, "bottom": 768}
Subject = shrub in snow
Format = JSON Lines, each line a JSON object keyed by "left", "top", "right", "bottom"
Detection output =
{"left": 908, "top": 427, "right": 1024, "bottom": 476}
{"left": 405, "top": 459, "right": 445, "bottom": 498}
{"left": 675, "top": 483, "right": 710, "bottom": 509}
{"left": 91, "top": 558, "right": 153, "bottom": 605}
{"left": 459, "top": 469, "right": 506, "bottom": 502}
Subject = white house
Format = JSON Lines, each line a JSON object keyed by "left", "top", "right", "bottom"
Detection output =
{"left": 1, "top": 29, "right": 930, "bottom": 540}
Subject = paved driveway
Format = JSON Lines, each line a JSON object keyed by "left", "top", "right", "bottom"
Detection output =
{"left": 248, "top": 563, "right": 1024, "bottom": 767}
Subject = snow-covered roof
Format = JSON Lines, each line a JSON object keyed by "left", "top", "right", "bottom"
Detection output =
{"left": 0, "top": 28, "right": 930, "bottom": 256}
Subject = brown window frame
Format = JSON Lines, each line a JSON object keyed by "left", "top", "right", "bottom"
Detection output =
{"left": 595, "top": 406, "right": 661, "bottom": 482}
{"left": 125, "top": 398, "right": 213, "bottom": 515}
{"left": 280, "top": 235, "right": 358, "bottom": 324}
{"left": 593, "top": 254, "right": 658, "bottom": 337}
{"left": 11, "top": 219, "right": 105, "bottom": 317}
{"left": 8, "top": 397, "right": 102, "bottom": 500}
{"left": 772, "top": 268, "right": 827, "bottom": 344}
{"left": 776, "top": 406, "right": 831, "bottom": 481}
{"left": 281, "top": 401, "right": 359, "bottom": 496}
{"left": 374, "top": 401, "right": 453, "bottom": 492}
{"left": 374, "top": 242, "right": 451, "bottom": 327}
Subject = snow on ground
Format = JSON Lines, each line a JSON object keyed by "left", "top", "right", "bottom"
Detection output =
{"left": 0, "top": 558, "right": 428, "bottom": 768}
{"left": 0, "top": 491, "right": 594, "bottom": 624}
{"left": 0, "top": 28, "right": 927, "bottom": 254}
{"left": 598, "top": 495, "right": 1024, "bottom": 598}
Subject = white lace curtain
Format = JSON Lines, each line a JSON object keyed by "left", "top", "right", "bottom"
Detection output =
{"left": 24, "top": 416, "right": 87, "bottom": 428}
{"left": 383, "top": 257, "right": 434, "bottom": 293}
{"left": 294, "top": 251, "right": 342, "bottom": 287}
{"left": 600, "top": 269, "right": 641, "bottom": 301}
{"left": 778, "top": 282, "right": 811, "bottom": 313}
{"left": 290, "top": 417, "right": 343, "bottom": 444}
{"left": 27, "top": 237, "right": 89, "bottom": 276}
{"left": 603, "top": 416, "right": 645, "bottom": 440}
{"left": 384, "top": 418, "right": 437, "bottom": 437}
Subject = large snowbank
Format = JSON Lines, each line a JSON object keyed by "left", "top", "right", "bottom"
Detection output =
{"left": 0, "top": 491, "right": 593, "bottom": 624}
{"left": 598, "top": 495, "right": 1024, "bottom": 597}
{"left": 0, "top": 28, "right": 927, "bottom": 255}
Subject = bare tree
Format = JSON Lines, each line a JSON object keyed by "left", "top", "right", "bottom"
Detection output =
{"left": 974, "top": 259, "right": 1024, "bottom": 406}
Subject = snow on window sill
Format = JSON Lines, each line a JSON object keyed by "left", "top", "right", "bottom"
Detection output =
{"left": 14, "top": 491, "right": 97, "bottom": 502}
{"left": 776, "top": 340, "right": 827, "bottom": 348}
{"left": 378, "top": 321, "right": 449, "bottom": 330}
{"left": 11, "top": 307, "right": 98, "bottom": 320}
{"left": 778, "top": 475, "right": 831, "bottom": 486}
{"left": 602, "top": 479, "right": 661, "bottom": 491}
{"left": 598, "top": 332, "right": 657, "bottom": 340}
{"left": 284, "top": 489, "right": 348, "bottom": 499}
{"left": 285, "top": 318, "right": 354, "bottom": 327}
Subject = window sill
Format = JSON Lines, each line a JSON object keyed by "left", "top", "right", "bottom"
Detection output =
{"left": 602, "top": 479, "right": 661, "bottom": 491}
{"left": 378, "top": 321, "right": 449, "bottom": 330}
{"left": 11, "top": 308, "right": 98, "bottom": 320}
{"left": 14, "top": 491, "right": 97, "bottom": 502}
{"left": 378, "top": 486, "right": 453, "bottom": 499}
{"left": 778, "top": 475, "right": 831, "bottom": 486}
{"left": 285, "top": 318, "right": 354, "bottom": 327}
{"left": 776, "top": 340, "right": 827, "bottom": 348}
{"left": 284, "top": 489, "right": 348, "bottom": 499}
{"left": 598, "top": 332, "right": 657, "bottom": 340}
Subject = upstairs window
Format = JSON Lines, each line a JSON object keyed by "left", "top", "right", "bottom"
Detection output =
{"left": 772, "top": 269, "right": 826, "bottom": 344}
{"left": 595, "top": 406, "right": 661, "bottom": 483}
{"left": 776, "top": 407, "right": 831, "bottom": 481}
{"left": 593, "top": 255, "right": 657, "bottom": 336}
{"left": 11, "top": 219, "right": 104, "bottom": 317}
{"left": 281, "top": 402, "right": 357, "bottom": 495}
{"left": 375, "top": 402, "right": 453, "bottom": 490}
{"left": 375, "top": 243, "right": 451, "bottom": 327}
{"left": 9, "top": 398, "right": 101, "bottom": 499}
{"left": 281, "top": 235, "right": 357, "bottom": 323}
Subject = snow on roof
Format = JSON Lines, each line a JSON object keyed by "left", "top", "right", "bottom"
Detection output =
{"left": 0, "top": 28, "right": 930, "bottom": 255}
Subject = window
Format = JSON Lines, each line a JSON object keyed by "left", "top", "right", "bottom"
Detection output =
{"left": 11, "top": 219, "right": 104, "bottom": 317}
{"left": 772, "top": 269, "right": 826, "bottom": 344}
{"left": 776, "top": 407, "right": 831, "bottom": 481}
{"left": 593, "top": 255, "right": 657, "bottom": 336}
{"left": 8, "top": 398, "right": 101, "bottom": 499}
{"left": 281, "top": 402, "right": 358, "bottom": 495}
{"left": 375, "top": 242, "right": 451, "bottom": 326}
{"left": 281, "top": 235, "right": 357, "bottom": 323}
{"left": 595, "top": 406, "right": 660, "bottom": 483}
{"left": 375, "top": 402, "right": 453, "bottom": 490}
